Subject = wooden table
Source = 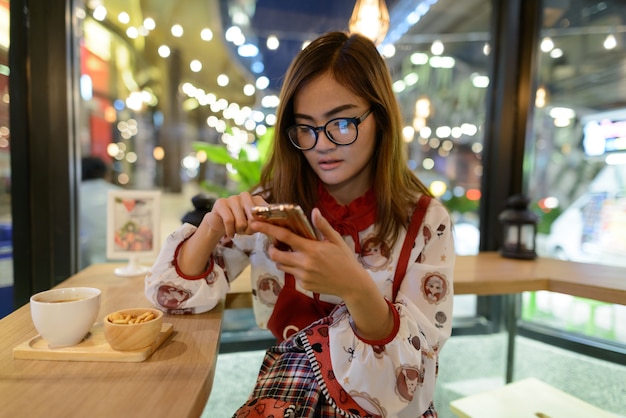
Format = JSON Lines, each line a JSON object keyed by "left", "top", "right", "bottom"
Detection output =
{"left": 451, "top": 253, "right": 626, "bottom": 382}
{"left": 227, "top": 252, "right": 626, "bottom": 308}
{"left": 0, "top": 263, "right": 224, "bottom": 418}
{"left": 452, "top": 252, "right": 626, "bottom": 303}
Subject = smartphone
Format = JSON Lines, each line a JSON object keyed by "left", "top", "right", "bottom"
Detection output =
{"left": 251, "top": 204, "right": 319, "bottom": 240}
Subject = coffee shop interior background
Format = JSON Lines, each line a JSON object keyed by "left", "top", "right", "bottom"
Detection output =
{"left": 0, "top": 0, "right": 625, "bottom": 414}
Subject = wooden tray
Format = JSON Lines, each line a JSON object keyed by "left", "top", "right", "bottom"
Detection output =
{"left": 13, "top": 322, "right": 174, "bottom": 362}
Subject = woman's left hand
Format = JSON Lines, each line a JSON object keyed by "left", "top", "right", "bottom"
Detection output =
{"left": 250, "top": 208, "right": 371, "bottom": 300}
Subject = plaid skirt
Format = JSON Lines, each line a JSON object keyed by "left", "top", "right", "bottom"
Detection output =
{"left": 232, "top": 330, "right": 438, "bottom": 418}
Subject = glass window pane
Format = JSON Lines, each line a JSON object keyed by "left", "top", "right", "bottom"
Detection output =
{"left": 388, "top": 0, "right": 491, "bottom": 257}
{"left": 525, "top": 0, "right": 626, "bottom": 344}
{"left": 387, "top": 0, "right": 492, "bottom": 322}
{"left": 530, "top": 1, "right": 626, "bottom": 268}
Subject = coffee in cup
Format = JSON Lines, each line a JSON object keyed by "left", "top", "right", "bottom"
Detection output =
{"left": 30, "top": 287, "right": 101, "bottom": 348}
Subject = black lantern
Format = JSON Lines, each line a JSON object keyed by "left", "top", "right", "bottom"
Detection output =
{"left": 181, "top": 193, "right": 215, "bottom": 227}
{"left": 498, "top": 194, "right": 539, "bottom": 259}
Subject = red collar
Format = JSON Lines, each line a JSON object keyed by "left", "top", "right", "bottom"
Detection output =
{"left": 316, "top": 183, "right": 376, "bottom": 252}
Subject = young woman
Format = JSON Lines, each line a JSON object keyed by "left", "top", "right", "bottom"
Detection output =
{"left": 146, "top": 31, "right": 455, "bottom": 417}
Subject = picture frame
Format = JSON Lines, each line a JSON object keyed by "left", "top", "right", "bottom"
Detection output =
{"left": 106, "top": 189, "right": 161, "bottom": 276}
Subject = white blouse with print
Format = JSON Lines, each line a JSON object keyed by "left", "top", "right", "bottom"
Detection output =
{"left": 145, "top": 197, "right": 455, "bottom": 417}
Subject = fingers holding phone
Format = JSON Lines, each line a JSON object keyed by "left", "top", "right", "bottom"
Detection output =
{"left": 205, "top": 192, "right": 267, "bottom": 238}
{"left": 250, "top": 204, "right": 319, "bottom": 250}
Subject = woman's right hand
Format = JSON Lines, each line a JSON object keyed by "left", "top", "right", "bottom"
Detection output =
{"left": 177, "top": 191, "right": 267, "bottom": 276}
{"left": 202, "top": 191, "right": 268, "bottom": 239}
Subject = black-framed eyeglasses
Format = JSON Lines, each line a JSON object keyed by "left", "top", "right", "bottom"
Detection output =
{"left": 287, "top": 108, "right": 372, "bottom": 151}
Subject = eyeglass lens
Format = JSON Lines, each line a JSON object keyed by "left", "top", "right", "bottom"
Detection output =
{"left": 289, "top": 118, "right": 358, "bottom": 150}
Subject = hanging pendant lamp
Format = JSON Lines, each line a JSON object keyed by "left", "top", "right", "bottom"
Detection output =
{"left": 348, "top": 0, "right": 390, "bottom": 45}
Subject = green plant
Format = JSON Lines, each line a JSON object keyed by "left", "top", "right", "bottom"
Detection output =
{"left": 442, "top": 195, "right": 480, "bottom": 214}
{"left": 193, "top": 127, "right": 273, "bottom": 197}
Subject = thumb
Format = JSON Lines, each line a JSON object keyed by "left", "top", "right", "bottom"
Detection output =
{"left": 311, "top": 208, "right": 342, "bottom": 243}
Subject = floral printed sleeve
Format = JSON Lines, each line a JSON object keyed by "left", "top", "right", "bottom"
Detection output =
{"left": 325, "top": 199, "right": 455, "bottom": 417}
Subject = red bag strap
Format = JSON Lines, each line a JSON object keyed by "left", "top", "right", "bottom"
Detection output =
{"left": 392, "top": 194, "right": 431, "bottom": 301}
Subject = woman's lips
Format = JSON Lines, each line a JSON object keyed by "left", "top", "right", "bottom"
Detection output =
{"left": 318, "top": 159, "right": 342, "bottom": 170}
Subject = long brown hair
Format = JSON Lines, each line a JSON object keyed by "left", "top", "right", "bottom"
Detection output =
{"left": 257, "top": 31, "right": 432, "bottom": 247}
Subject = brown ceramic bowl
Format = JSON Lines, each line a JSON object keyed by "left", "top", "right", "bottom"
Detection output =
{"left": 103, "top": 308, "right": 163, "bottom": 351}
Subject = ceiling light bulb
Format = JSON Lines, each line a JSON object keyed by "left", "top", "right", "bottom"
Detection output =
{"left": 404, "top": 73, "right": 418, "bottom": 86}
{"left": 118, "top": 12, "right": 130, "bottom": 24}
{"left": 431, "top": 40, "right": 444, "bottom": 55}
{"left": 535, "top": 86, "right": 547, "bottom": 108}
{"left": 483, "top": 42, "right": 491, "bottom": 56}
{"left": 540, "top": 37, "right": 554, "bottom": 52}
{"left": 471, "top": 74, "right": 490, "bottom": 88}
{"left": 348, "top": 0, "right": 390, "bottom": 45}
{"left": 126, "top": 27, "right": 138, "bottom": 39}
{"left": 93, "top": 6, "right": 107, "bottom": 21}
{"left": 549, "top": 48, "right": 563, "bottom": 59}
{"left": 256, "top": 76, "right": 270, "bottom": 90}
{"left": 238, "top": 44, "right": 259, "bottom": 58}
{"left": 171, "top": 24, "right": 183, "bottom": 37}
{"left": 201, "top": 28, "right": 213, "bottom": 41}
{"left": 548, "top": 106, "right": 575, "bottom": 120}
{"left": 267, "top": 35, "right": 279, "bottom": 50}
{"left": 158, "top": 45, "right": 170, "bottom": 58}
{"left": 217, "top": 74, "right": 229, "bottom": 87}
{"left": 381, "top": 43, "right": 395, "bottom": 57}
{"left": 243, "top": 84, "right": 255, "bottom": 96}
{"left": 190, "top": 60, "right": 202, "bottom": 72}
{"left": 415, "top": 97, "right": 430, "bottom": 118}
{"left": 143, "top": 18, "right": 155, "bottom": 30}
{"left": 603, "top": 34, "right": 617, "bottom": 50}
{"left": 410, "top": 52, "right": 428, "bottom": 65}
{"left": 225, "top": 26, "right": 242, "bottom": 43}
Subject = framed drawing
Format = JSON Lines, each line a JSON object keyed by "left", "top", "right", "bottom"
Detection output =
{"left": 106, "top": 189, "right": 161, "bottom": 277}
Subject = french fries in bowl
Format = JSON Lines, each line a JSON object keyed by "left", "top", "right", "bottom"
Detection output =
{"left": 103, "top": 308, "right": 163, "bottom": 351}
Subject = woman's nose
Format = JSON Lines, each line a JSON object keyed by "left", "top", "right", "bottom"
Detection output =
{"left": 314, "top": 129, "right": 336, "bottom": 151}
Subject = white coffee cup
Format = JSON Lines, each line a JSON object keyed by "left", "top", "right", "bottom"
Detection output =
{"left": 30, "top": 287, "right": 101, "bottom": 348}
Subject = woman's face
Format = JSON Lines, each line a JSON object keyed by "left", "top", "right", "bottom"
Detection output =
{"left": 292, "top": 73, "right": 376, "bottom": 204}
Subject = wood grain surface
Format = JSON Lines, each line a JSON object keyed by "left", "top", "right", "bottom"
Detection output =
{"left": 226, "top": 252, "right": 626, "bottom": 307}
{"left": 0, "top": 263, "right": 224, "bottom": 418}
{"left": 13, "top": 322, "right": 174, "bottom": 362}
